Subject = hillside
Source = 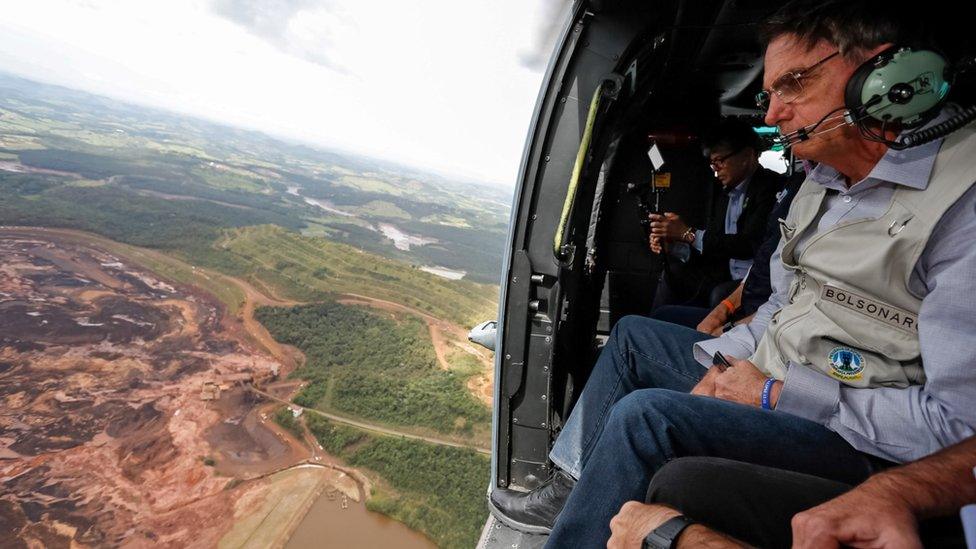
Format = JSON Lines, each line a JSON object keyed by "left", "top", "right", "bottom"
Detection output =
{"left": 0, "top": 73, "right": 505, "bottom": 548}
{"left": 0, "top": 71, "right": 511, "bottom": 284}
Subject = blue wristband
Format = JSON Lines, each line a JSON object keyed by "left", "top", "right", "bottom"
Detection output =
{"left": 761, "top": 377, "right": 776, "bottom": 410}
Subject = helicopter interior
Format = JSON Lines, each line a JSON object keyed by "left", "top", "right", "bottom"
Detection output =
{"left": 524, "top": 0, "right": 793, "bottom": 493}
{"left": 490, "top": 0, "right": 976, "bottom": 506}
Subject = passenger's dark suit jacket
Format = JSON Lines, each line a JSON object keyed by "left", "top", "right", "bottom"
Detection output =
{"left": 739, "top": 173, "right": 804, "bottom": 317}
{"left": 684, "top": 166, "right": 782, "bottom": 293}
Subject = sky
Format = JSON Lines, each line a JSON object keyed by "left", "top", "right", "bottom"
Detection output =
{"left": 0, "top": 0, "right": 570, "bottom": 187}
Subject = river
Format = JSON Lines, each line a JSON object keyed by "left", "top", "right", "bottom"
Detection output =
{"left": 377, "top": 223, "right": 437, "bottom": 251}
{"left": 420, "top": 266, "right": 466, "bottom": 280}
{"left": 286, "top": 185, "right": 466, "bottom": 280}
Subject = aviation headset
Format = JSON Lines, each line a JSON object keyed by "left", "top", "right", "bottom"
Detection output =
{"left": 775, "top": 46, "right": 976, "bottom": 149}
{"left": 845, "top": 46, "right": 949, "bottom": 126}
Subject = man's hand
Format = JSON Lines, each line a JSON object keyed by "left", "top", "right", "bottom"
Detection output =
{"left": 699, "top": 284, "right": 743, "bottom": 335}
{"left": 690, "top": 357, "right": 781, "bottom": 407}
{"left": 649, "top": 235, "right": 664, "bottom": 254}
{"left": 649, "top": 213, "right": 691, "bottom": 242}
{"left": 697, "top": 308, "right": 729, "bottom": 336}
{"left": 792, "top": 481, "right": 921, "bottom": 549}
{"left": 608, "top": 502, "right": 681, "bottom": 549}
{"left": 609, "top": 502, "right": 749, "bottom": 548}
{"left": 690, "top": 365, "right": 721, "bottom": 397}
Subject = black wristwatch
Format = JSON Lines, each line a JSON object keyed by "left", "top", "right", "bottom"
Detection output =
{"left": 642, "top": 515, "right": 695, "bottom": 549}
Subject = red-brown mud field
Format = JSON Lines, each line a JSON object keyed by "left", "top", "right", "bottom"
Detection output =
{"left": 0, "top": 230, "right": 297, "bottom": 548}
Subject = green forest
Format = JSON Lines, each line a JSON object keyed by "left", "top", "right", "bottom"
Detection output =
{"left": 257, "top": 302, "right": 490, "bottom": 443}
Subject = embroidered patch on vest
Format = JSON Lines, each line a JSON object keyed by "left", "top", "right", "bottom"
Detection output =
{"left": 828, "top": 347, "right": 865, "bottom": 381}
{"left": 820, "top": 285, "right": 919, "bottom": 333}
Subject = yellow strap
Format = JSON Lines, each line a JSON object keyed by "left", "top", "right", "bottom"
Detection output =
{"left": 553, "top": 82, "right": 604, "bottom": 258}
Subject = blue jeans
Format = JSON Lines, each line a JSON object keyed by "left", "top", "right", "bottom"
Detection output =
{"left": 545, "top": 316, "right": 891, "bottom": 548}
{"left": 649, "top": 304, "right": 711, "bottom": 329}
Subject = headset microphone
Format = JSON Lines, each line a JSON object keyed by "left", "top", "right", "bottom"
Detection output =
{"left": 773, "top": 106, "right": 852, "bottom": 148}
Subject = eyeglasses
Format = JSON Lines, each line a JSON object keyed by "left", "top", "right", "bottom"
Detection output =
{"left": 709, "top": 148, "right": 742, "bottom": 169}
{"left": 755, "top": 51, "right": 840, "bottom": 111}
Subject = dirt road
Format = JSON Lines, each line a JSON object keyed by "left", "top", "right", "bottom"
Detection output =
{"left": 223, "top": 275, "right": 302, "bottom": 371}
{"left": 247, "top": 386, "right": 491, "bottom": 455}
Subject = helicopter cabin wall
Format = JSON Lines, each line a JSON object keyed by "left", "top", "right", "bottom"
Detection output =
{"left": 495, "top": 7, "right": 650, "bottom": 492}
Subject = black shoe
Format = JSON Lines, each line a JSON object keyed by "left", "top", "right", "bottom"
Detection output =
{"left": 487, "top": 470, "right": 576, "bottom": 534}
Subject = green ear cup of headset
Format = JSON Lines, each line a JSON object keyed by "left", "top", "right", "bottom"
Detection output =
{"left": 846, "top": 47, "right": 950, "bottom": 127}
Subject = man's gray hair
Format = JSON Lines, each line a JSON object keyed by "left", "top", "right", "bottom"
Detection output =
{"left": 759, "top": 0, "right": 930, "bottom": 61}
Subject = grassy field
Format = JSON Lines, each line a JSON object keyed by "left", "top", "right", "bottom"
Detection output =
{"left": 0, "top": 177, "right": 495, "bottom": 327}
{"left": 257, "top": 302, "right": 491, "bottom": 444}
{"left": 220, "top": 225, "right": 496, "bottom": 328}
{"left": 306, "top": 415, "right": 489, "bottom": 549}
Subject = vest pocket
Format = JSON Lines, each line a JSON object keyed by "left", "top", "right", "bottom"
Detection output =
{"left": 779, "top": 300, "right": 923, "bottom": 388}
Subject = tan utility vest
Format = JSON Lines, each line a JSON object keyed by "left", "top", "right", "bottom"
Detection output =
{"left": 751, "top": 125, "right": 976, "bottom": 388}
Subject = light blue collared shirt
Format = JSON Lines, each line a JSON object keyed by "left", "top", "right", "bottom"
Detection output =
{"left": 694, "top": 112, "right": 976, "bottom": 463}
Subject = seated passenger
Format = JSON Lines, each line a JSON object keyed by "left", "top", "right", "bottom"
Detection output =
{"left": 648, "top": 119, "right": 780, "bottom": 310}
{"left": 489, "top": 2, "right": 976, "bottom": 547}
{"left": 608, "top": 435, "right": 975, "bottom": 548}
{"left": 652, "top": 174, "right": 803, "bottom": 331}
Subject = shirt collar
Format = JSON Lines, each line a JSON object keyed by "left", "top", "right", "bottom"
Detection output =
{"left": 726, "top": 170, "right": 753, "bottom": 196}
{"left": 806, "top": 108, "right": 952, "bottom": 193}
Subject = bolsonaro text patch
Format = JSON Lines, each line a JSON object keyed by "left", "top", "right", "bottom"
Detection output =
{"left": 821, "top": 285, "right": 919, "bottom": 333}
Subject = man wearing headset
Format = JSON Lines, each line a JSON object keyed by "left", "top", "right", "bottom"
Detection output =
{"left": 489, "top": 1, "right": 976, "bottom": 547}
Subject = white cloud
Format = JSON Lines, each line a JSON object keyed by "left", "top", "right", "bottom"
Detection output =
{"left": 0, "top": 0, "right": 554, "bottom": 186}
{"left": 518, "top": 0, "right": 572, "bottom": 71}
{"left": 210, "top": 0, "right": 351, "bottom": 73}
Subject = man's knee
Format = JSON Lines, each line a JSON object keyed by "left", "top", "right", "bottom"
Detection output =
{"left": 610, "top": 315, "right": 649, "bottom": 342}
{"left": 605, "top": 388, "right": 677, "bottom": 428}
{"left": 646, "top": 457, "right": 732, "bottom": 504}
{"left": 609, "top": 315, "right": 672, "bottom": 356}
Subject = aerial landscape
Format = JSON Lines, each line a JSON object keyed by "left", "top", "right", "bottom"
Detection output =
{"left": 9, "top": 2, "right": 975, "bottom": 549}
{"left": 0, "top": 71, "right": 508, "bottom": 548}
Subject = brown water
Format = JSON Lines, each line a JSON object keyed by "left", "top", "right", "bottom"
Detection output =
{"left": 285, "top": 489, "right": 436, "bottom": 549}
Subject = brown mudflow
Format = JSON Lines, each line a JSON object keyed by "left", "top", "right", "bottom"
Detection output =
{"left": 0, "top": 230, "right": 294, "bottom": 548}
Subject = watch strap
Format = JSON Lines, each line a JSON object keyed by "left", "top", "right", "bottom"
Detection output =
{"left": 642, "top": 515, "right": 695, "bottom": 549}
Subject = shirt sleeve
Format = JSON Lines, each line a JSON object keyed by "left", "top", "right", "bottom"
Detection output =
{"left": 669, "top": 242, "right": 691, "bottom": 263}
{"left": 776, "top": 185, "right": 976, "bottom": 463}
{"left": 692, "top": 229, "right": 705, "bottom": 253}
{"left": 693, "top": 236, "right": 793, "bottom": 367}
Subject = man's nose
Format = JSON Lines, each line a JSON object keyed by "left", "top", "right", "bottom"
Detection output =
{"left": 763, "top": 94, "right": 791, "bottom": 128}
